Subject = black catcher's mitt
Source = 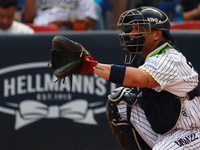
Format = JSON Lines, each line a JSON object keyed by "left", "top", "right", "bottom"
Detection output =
{"left": 49, "top": 35, "right": 87, "bottom": 79}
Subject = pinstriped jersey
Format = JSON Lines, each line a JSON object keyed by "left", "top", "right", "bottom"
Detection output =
{"left": 139, "top": 42, "right": 198, "bottom": 97}
{"left": 139, "top": 41, "right": 200, "bottom": 130}
{"left": 34, "top": 0, "right": 98, "bottom": 26}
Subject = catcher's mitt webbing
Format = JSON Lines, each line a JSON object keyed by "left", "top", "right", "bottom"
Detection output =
{"left": 49, "top": 35, "right": 86, "bottom": 92}
{"left": 50, "top": 35, "right": 84, "bottom": 79}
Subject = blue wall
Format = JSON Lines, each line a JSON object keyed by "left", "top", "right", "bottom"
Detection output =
{"left": 0, "top": 30, "right": 199, "bottom": 150}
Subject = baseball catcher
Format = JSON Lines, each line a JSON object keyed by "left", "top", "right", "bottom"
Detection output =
{"left": 49, "top": 35, "right": 150, "bottom": 149}
{"left": 49, "top": 6, "right": 200, "bottom": 150}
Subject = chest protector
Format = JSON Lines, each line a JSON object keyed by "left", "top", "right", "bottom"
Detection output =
{"left": 136, "top": 41, "right": 200, "bottom": 135}
{"left": 137, "top": 88, "right": 182, "bottom": 135}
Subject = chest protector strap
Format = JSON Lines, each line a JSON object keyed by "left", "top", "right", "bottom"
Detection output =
{"left": 187, "top": 82, "right": 200, "bottom": 100}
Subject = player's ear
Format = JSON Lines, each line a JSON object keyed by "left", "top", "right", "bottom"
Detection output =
{"left": 154, "top": 29, "right": 162, "bottom": 41}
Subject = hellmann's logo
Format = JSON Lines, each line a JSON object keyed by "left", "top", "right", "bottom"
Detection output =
{"left": 0, "top": 62, "right": 117, "bottom": 130}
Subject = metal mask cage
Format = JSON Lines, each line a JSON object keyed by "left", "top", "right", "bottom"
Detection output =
{"left": 117, "top": 6, "right": 173, "bottom": 64}
{"left": 118, "top": 18, "right": 152, "bottom": 64}
{"left": 118, "top": 33, "right": 145, "bottom": 64}
{"left": 119, "top": 19, "right": 152, "bottom": 38}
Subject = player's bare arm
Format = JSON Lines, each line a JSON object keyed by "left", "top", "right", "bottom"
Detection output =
{"left": 94, "top": 63, "right": 159, "bottom": 88}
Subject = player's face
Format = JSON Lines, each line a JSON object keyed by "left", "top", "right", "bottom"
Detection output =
{"left": 142, "top": 29, "right": 158, "bottom": 56}
{"left": 129, "top": 25, "right": 157, "bottom": 57}
{"left": 0, "top": 6, "right": 16, "bottom": 30}
{"left": 129, "top": 25, "right": 150, "bottom": 40}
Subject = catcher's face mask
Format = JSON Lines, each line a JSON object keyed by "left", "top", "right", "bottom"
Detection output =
{"left": 118, "top": 9, "right": 151, "bottom": 64}
{"left": 118, "top": 6, "right": 174, "bottom": 64}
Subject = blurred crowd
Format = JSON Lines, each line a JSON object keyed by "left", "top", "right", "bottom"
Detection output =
{"left": 0, "top": 0, "right": 200, "bottom": 34}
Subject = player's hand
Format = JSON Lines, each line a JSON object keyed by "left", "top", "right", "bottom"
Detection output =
{"left": 79, "top": 55, "right": 99, "bottom": 74}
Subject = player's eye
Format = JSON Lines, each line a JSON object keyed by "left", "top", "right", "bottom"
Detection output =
{"left": 124, "top": 26, "right": 132, "bottom": 33}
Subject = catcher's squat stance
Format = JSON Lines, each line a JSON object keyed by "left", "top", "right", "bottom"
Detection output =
{"left": 50, "top": 6, "right": 200, "bottom": 150}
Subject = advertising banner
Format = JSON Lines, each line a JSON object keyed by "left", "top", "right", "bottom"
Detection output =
{"left": 0, "top": 33, "right": 124, "bottom": 150}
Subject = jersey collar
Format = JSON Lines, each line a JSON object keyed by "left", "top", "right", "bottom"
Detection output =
{"left": 145, "top": 40, "right": 173, "bottom": 61}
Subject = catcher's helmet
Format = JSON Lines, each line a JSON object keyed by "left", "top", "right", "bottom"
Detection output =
{"left": 117, "top": 6, "right": 175, "bottom": 64}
